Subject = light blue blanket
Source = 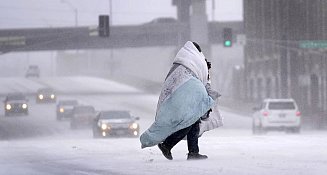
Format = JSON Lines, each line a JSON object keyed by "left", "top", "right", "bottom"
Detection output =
{"left": 140, "top": 77, "right": 214, "bottom": 148}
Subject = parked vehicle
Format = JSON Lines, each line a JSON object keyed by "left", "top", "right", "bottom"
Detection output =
{"left": 70, "top": 105, "right": 96, "bottom": 129}
{"left": 4, "top": 93, "right": 29, "bottom": 116}
{"left": 56, "top": 100, "right": 78, "bottom": 121}
{"left": 252, "top": 98, "right": 301, "bottom": 134}
{"left": 147, "top": 17, "right": 177, "bottom": 24}
{"left": 92, "top": 110, "right": 140, "bottom": 138}
{"left": 36, "top": 88, "right": 56, "bottom": 103}
{"left": 25, "top": 65, "right": 40, "bottom": 78}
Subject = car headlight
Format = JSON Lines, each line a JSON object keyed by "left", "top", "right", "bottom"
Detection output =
{"left": 6, "top": 104, "right": 11, "bottom": 110}
{"left": 22, "top": 103, "right": 28, "bottom": 109}
{"left": 39, "top": 94, "right": 44, "bottom": 99}
{"left": 130, "top": 123, "right": 138, "bottom": 129}
{"left": 101, "top": 123, "right": 108, "bottom": 130}
{"left": 59, "top": 108, "right": 64, "bottom": 113}
{"left": 51, "top": 94, "right": 55, "bottom": 99}
{"left": 102, "top": 131, "right": 106, "bottom": 137}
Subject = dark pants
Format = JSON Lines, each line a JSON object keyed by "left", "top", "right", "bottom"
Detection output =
{"left": 163, "top": 120, "right": 200, "bottom": 153}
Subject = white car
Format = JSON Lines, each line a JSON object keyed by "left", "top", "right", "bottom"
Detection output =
{"left": 252, "top": 99, "right": 301, "bottom": 134}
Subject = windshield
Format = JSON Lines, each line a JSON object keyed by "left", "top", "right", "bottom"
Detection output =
{"left": 7, "top": 94, "right": 25, "bottom": 101}
{"left": 100, "top": 111, "right": 131, "bottom": 119}
{"left": 60, "top": 100, "right": 78, "bottom": 106}
{"left": 268, "top": 102, "right": 296, "bottom": 110}
{"left": 38, "top": 88, "right": 54, "bottom": 93}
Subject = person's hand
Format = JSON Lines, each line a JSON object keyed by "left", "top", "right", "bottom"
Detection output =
{"left": 201, "top": 109, "right": 212, "bottom": 120}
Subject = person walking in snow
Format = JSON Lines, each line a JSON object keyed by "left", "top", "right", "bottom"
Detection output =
{"left": 140, "top": 41, "right": 220, "bottom": 160}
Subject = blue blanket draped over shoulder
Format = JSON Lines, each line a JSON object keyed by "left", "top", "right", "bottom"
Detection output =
{"left": 140, "top": 77, "right": 214, "bottom": 148}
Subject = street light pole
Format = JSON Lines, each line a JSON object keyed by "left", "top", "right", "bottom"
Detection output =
{"left": 109, "top": 0, "right": 112, "bottom": 25}
{"left": 212, "top": 0, "right": 215, "bottom": 21}
{"left": 108, "top": 0, "right": 114, "bottom": 76}
{"left": 61, "top": 0, "right": 78, "bottom": 26}
{"left": 74, "top": 8, "right": 78, "bottom": 26}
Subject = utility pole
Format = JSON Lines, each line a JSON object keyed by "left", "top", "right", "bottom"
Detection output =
{"left": 74, "top": 8, "right": 78, "bottom": 26}
{"left": 108, "top": 0, "right": 114, "bottom": 76}
{"left": 212, "top": 0, "right": 215, "bottom": 21}
{"left": 109, "top": 0, "right": 112, "bottom": 25}
{"left": 280, "top": 0, "right": 290, "bottom": 98}
{"left": 280, "top": 37, "right": 289, "bottom": 98}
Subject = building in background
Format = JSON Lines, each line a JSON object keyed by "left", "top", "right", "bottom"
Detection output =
{"left": 244, "top": 0, "right": 327, "bottom": 128}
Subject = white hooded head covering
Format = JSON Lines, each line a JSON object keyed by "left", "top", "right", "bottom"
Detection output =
{"left": 173, "top": 41, "right": 208, "bottom": 85}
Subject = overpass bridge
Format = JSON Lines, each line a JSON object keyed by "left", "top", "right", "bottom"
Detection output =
{"left": 0, "top": 0, "right": 243, "bottom": 53}
{"left": 0, "top": 21, "right": 243, "bottom": 53}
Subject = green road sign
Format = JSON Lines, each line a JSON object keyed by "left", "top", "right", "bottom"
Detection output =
{"left": 299, "top": 40, "right": 327, "bottom": 48}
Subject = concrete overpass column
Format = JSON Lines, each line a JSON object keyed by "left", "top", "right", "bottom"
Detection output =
{"left": 172, "top": 0, "right": 191, "bottom": 23}
{"left": 189, "top": 0, "right": 210, "bottom": 58}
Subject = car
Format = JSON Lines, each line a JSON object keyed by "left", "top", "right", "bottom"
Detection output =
{"left": 70, "top": 105, "right": 96, "bottom": 129}
{"left": 92, "top": 110, "right": 140, "bottom": 138}
{"left": 146, "top": 17, "right": 178, "bottom": 25}
{"left": 56, "top": 100, "right": 78, "bottom": 121}
{"left": 252, "top": 98, "right": 301, "bottom": 134}
{"left": 3, "top": 93, "right": 29, "bottom": 116}
{"left": 25, "top": 65, "right": 40, "bottom": 78}
{"left": 36, "top": 88, "right": 56, "bottom": 103}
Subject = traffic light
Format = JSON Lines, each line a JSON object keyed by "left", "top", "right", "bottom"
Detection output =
{"left": 223, "top": 27, "right": 232, "bottom": 47}
{"left": 99, "top": 15, "right": 110, "bottom": 37}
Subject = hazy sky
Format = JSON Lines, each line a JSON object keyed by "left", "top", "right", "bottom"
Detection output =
{"left": 0, "top": 0, "right": 242, "bottom": 29}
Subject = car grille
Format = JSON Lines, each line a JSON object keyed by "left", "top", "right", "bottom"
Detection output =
{"left": 12, "top": 104, "right": 22, "bottom": 108}
{"left": 7, "top": 103, "right": 27, "bottom": 113}
{"left": 111, "top": 123, "right": 129, "bottom": 129}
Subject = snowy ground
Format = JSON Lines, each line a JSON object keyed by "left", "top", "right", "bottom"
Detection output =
{"left": 0, "top": 77, "right": 326, "bottom": 175}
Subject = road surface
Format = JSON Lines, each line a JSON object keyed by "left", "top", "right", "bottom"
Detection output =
{"left": 0, "top": 77, "right": 326, "bottom": 175}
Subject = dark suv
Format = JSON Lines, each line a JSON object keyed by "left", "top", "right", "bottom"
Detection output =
{"left": 36, "top": 88, "right": 56, "bottom": 103}
{"left": 92, "top": 110, "right": 140, "bottom": 138}
{"left": 56, "top": 100, "right": 78, "bottom": 121}
{"left": 70, "top": 105, "right": 96, "bottom": 129}
{"left": 4, "top": 93, "right": 29, "bottom": 116}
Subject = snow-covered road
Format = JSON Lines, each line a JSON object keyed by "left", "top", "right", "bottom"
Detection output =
{"left": 1, "top": 129, "right": 326, "bottom": 175}
{"left": 0, "top": 77, "right": 326, "bottom": 175}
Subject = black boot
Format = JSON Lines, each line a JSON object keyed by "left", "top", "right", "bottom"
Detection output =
{"left": 187, "top": 152, "right": 208, "bottom": 160}
{"left": 158, "top": 143, "right": 173, "bottom": 160}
